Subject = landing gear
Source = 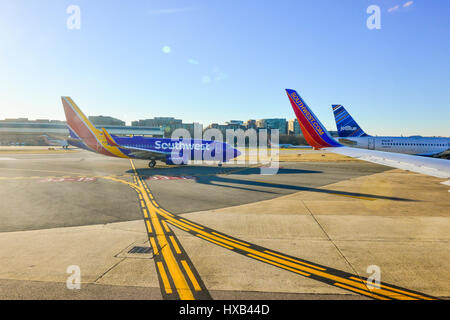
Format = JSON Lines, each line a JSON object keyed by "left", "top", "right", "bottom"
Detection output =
{"left": 148, "top": 160, "right": 156, "bottom": 168}
{"left": 218, "top": 163, "right": 223, "bottom": 167}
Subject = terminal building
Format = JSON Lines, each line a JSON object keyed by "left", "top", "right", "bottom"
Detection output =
{"left": 0, "top": 120, "right": 164, "bottom": 136}
{"left": 131, "top": 117, "right": 202, "bottom": 137}
{"left": 0, "top": 118, "right": 164, "bottom": 146}
{"left": 0, "top": 116, "right": 331, "bottom": 146}
{"left": 288, "top": 119, "right": 301, "bottom": 135}
{"left": 88, "top": 115, "right": 126, "bottom": 127}
{"left": 256, "top": 118, "right": 287, "bottom": 135}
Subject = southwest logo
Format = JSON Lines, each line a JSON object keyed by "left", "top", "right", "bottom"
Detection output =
{"left": 290, "top": 92, "right": 324, "bottom": 136}
{"left": 154, "top": 141, "right": 211, "bottom": 151}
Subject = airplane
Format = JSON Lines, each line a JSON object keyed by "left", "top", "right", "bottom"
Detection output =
{"left": 271, "top": 143, "right": 311, "bottom": 149}
{"left": 285, "top": 89, "right": 450, "bottom": 181}
{"left": 332, "top": 104, "right": 450, "bottom": 159}
{"left": 40, "top": 134, "right": 69, "bottom": 149}
{"left": 61, "top": 96, "right": 241, "bottom": 167}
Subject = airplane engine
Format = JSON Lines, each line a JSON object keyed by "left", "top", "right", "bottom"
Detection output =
{"left": 165, "top": 154, "right": 189, "bottom": 166}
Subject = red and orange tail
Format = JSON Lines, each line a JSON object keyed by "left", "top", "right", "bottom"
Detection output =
{"left": 285, "top": 89, "right": 341, "bottom": 149}
{"left": 61, "top": 97, "right": 127, "bottom": 158}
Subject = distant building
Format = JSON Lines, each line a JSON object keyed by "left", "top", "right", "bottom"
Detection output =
{"left": 224, "top": 120, "right": 245, "bottom": 130}
{"left": 0, "top": 118, "right": 66, "bottom": 124}
{"left": 131, "top": 117, "right": 205, "bottom": 137}
{"left": 256, "top": 118, "right": 287, "bottom": 135}
{"left": 227, "top": 120, "right": 244, "bottom": 126}
{"left": 131, "top": 117, "right": 182, "bottom": 128}
{"left": 205, "top": 123, "right": 230, "bottom": 132}
{"left": 205, "top": 120, "right": 247, "bottom": 133}
{"left": 172, "top": 122, "right": 203, "bottom": 137}
{"left": 255, "top": 119, "right": 265, "bottom": 129}
{"left": 179, "top": 122, "right": 203, "bottom": 132}
{"left": 288, "top": 119, "right": 301, "bottom": 135}
{"left": 244, "top": 119, "right": 257, "bottom": 130}
{"left": 0, "top": 120, "right": 163, "bottom": 137}
{"left": 2, "top": 118, "right": 29, "bottom": 122}
{"left": 89, "top": 116, "right": 125, "bottom": 126}
{"left": 328, "top": 130, "right": 339, "bottom": 137}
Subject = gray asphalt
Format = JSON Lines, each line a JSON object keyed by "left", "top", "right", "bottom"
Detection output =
{"left": 0, "top": 150, "right": 389, "bottom": 232}
{"left": 139, "top": 162, "right": 390, "bottom": 214}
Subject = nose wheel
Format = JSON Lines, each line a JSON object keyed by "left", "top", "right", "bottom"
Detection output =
{"left": 148, "top": 160, "right": 156, "bottom": 168}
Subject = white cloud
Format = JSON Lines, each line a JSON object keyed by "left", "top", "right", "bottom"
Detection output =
{"left": 388, "top": 5, "right": 400, "bottom": 13}
{"left": 403, "top": 1, "right": 414, "bottom": 8}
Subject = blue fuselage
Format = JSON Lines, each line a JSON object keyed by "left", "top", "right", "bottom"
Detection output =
{"left": 68, "top": 134, "right": 241, "bottom": 164}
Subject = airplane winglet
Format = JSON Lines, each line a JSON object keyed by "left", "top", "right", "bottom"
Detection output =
{"left": 285, "top": 89, "right": 341, "bottom": 149}
{"left": 102, "top": 128, "right": 119, "bottom": 147}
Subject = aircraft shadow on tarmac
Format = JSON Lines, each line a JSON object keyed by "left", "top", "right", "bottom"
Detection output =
{"left": 129, "top": 166, "right": 414, "bottom": 202}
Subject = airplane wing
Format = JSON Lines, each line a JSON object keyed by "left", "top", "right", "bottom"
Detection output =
{"left": 330, "top": 146, "right": 450, "bottom": 179}
{"left": 101, "top": 128, "right": 168, "bottom": 160}
{"left": 285, "top": 89, "right": 450, "bottom": 180}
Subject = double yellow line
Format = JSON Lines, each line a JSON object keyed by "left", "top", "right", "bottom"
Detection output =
{"left": 141, "top": 192, "right": 434, "bottom": 299}
{"left": 129, "top": 160, "right": 201, "bottom": 300}
{"left": 127, "top": 160, "right": 435, "bottom": 301}
{"left": 158, "top": 210, "right": 436, "bottom": 299}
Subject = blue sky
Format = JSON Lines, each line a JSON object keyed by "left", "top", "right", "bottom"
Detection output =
{"left": 0, "top": 0, "right": 449, "bottom": 136}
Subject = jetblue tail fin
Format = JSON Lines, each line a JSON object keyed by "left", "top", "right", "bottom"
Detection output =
{"left": 285, "top": 89, "right": 341, "bottom": 149}
{"left": 332, "top": 105, "right": 369, "bottom": 137}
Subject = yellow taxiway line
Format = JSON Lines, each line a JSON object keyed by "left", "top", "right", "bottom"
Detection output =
{"left": 140, "top": 181, "right": 434, "bottom": 300}
{"left": 122, "top": 159, "right": 435, "bottom": 301}
{"left": 129, "top": 160, "right": 196, "bottom": 300}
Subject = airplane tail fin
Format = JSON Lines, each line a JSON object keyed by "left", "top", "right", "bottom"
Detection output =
{"left": 332, "top": 104, "right": 369, "bottom": 137}
{"left": 285, "top": 89, "right": 341, "bottom": 149}
{"left": 61, "top": 97, "right": 125, "bottom": 157}
{"left": 61, "top": 96, "right": 102, "bottom": 139}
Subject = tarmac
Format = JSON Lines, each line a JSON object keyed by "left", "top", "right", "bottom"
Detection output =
{"left": 0, "top": 147, "right": 448, "bottom": 300}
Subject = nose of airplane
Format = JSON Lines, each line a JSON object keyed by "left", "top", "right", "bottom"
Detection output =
{"left": 224, "top": 143, "right": 241, "bottom": 161}
{"left": 224, "top": 143, "right": 241, "bottom": 160}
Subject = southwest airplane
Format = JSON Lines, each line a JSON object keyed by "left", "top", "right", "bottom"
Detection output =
{"left": 61, "top": 97, "right": 240, "bottom": 167}
{"left": 332, "top": 104, "right": 450, "bottom": 159}
{"left": 285, "top": 89, "right": 450, "bottom": 180}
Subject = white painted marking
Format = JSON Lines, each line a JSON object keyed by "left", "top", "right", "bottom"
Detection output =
{"left": 146, "top": 175, "right": 196, "bottom": 181}
{"left": 440, "top": 180, "right": 450, "bottom": 192}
